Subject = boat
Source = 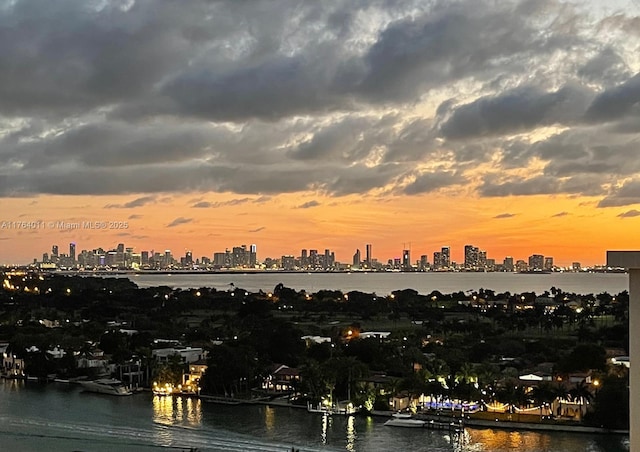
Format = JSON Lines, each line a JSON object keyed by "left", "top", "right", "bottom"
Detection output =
{"left": 79, "top": 378, "right": 133, "bottom": 396}
{"left": 384, "top": 413, "right": 426, "bottom": 428}
{"left": 384, "top": 413, "right": 462, "bottom": 431}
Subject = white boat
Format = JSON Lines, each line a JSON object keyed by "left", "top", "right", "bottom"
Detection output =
{"left": 384, "top": 417, "right": 426, "bottom": 428}
{"left": 80, "top": 378, "right": 133, "bottom": 396}
{"left": 384, "top": 412, "right": 425, "bottom": 428}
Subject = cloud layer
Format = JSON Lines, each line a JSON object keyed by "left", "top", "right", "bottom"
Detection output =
{"left": 0, "top": 0, "right": 639, "bottom": 210}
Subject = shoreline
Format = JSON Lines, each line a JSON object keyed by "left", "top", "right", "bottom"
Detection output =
{"left": 158, "top": 390, "right": 630, "bottom": 436}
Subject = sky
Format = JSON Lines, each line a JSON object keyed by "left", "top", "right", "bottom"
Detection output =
{"left": 1, "top": 0, "right": 640, "bottom": 266}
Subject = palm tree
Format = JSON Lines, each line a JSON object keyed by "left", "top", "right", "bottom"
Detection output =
{"left": 569, "top": 380, "right": 594, "bottom": 420}
{"left": 455, "top": 363, "right": 478, "bottom": 402}
{"left": 553, "top": 381, "right": 570, "bottom": 417}
{"left": 531, "top": 381, "right": 555, "bottom": 418}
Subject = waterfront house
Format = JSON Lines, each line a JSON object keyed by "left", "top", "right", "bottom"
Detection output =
{"left": 261, "top": 364, "right": 300, "bottom": 393}
{"left": 152, "top": 346, "right": 206, "bottom": 364}
{"left": 76, "top": 350, "right": 114, "bottom": 376}
{"left": 182, "top": 358, "right": 208, "bottom": 393}
{"left": 1, "top": 349, "right": 25, "bottom": 378}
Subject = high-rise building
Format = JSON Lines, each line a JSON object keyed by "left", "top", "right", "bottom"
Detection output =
{"left": 478, "top": 250, "right": 487, "bottom": 269}
{"left": 185, "top": 250, "right": 193, "bottom": 267}
{"left": 324, "top": 249, "right": 331, "bottom": 269}
{"left": 365, "top": 244, "right": 372, "bottom": 268}
{"left": 544, "top": 257, "right": 554, "bottom": 271}
{"left": 419, "top": 255, "right": 429, "bottom": 271}
{"left": 309, "top": 250, "right": 319, "bottom": 269}
{"left": 282, "top": 255, "right": 295, "bottom": 270}
{"left": 464, "top": 245, "right": 478, "bottom": 269}
{"left": 503, "top": 256, "right": 514, "bottom": 272}
{"left": 433, "top": 251, "right": 442, "bottom": 269}
{"left": 441, "top": 247, "right": 450, "bottom": 268}
{"left": 402, "top": 249, "right": 411, "bottom": 270}
{"left": 572, "top": 262, "right": 581, "bottom": 272}
{"left": 213, "top": 252, "right": 228, "bottom": 267}
{"left": 529, "top": 254, "right": 544, "bottom": 271}
{"left": 249, "top": 244, "right": 257, "bottom": 267}
{"left": 300, "top": 249, "right": 308, "bottom": 268}
{"left": 352, "top": 249, "right": 361, "bottom": 268}
{"left": 231, "top": 246, "right": 248, "bottom": 267}
{"left": 69, "top": 243, "right": 76, "bottom": 263}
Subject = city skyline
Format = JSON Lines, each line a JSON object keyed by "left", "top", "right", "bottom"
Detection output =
{"left": 2, "top": 1, "right": 640, "bottom": 266}
{"left": 27, "top": 238, "right": 597, "bottom": 271}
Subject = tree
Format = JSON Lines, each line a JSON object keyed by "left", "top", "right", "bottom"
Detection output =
{"left": 584, "top": 374, "right": 629, "bottom": 429}
{"left": 154, "top": 354, "right": 184, "bottom": 387}
{"left": 530, "top": 381, "right": 556, "bottom": 418}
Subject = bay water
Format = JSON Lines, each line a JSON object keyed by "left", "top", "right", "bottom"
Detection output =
{"left": 126, "top": 271, "right": 628, "bottom": 296}
{"left": 0, "top": 380, "right": 630, "bottom": 451}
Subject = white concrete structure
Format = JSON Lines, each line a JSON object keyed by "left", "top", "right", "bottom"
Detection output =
{"left": 152, "top": 346, "right": 206, "bottom": 364}
{"left": 629, "top": 269, "right": 639, "bottom": 447}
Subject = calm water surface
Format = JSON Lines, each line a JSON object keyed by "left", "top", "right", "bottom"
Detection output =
{"left": 0, "top": 380, "right": 629, "bottom": 452}
{"left": 126, "top": 272, "right": 628, "bottom": 296}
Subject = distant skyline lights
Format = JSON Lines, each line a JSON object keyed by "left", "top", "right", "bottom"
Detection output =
{"left": 28, "top": 239, "right": 592, "bottom": 272}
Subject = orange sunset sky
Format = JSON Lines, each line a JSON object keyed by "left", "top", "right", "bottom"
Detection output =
{"left": 1, "top": 0, "right": 640, "bottom": 266}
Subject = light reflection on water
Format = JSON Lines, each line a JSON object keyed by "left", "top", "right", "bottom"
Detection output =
{"left": 0, "top": 382, "right": 630, "bottom": 452}
{"left": 321, "top": 413, "right": 329, "bottom": 444}
{"left": 264, "top": 405, "right": 275, "bottom": 434}
{"left": 152, "top": 395, "right": 202, "bottom": 427}
{"left": 346, "top": 415, "right": 356, "bottom": 451}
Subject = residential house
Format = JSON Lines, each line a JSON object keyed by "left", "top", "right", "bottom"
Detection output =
{"left": 261, "top": 364, "right": 300, "bottom": 393}
{"left": 182, "top": 358, "right": 208, "bottom": 393}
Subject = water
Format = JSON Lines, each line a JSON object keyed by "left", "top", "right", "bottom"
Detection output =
{"left": 126, "top": 272, "right": 629, "bottom": 296}
{"left": 0, "top": 380, "right": 629, "bottom": 452}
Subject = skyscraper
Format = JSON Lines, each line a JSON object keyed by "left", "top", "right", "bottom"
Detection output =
{"left": 365, "top": 244, "right": 372, "bottom": 268}
{"left": 441, "top": 246, "right": 450, "bottom": 268}
{"left": 529, "top": 254, "right": 544, "bottom": 271}
{"left": 353, "top": 249, "right": 361, "bottom": 268}
{"left": 69, "top": 243, "right": 76, "bottom": 263}
{"left": 464, "top": 245, "right": 478, "bottom": 269}
{"left": 402, "top": 249, "right": 411, "bottom": 270}
{"left": 544, "top": 257, "right": 554, "bottom": 271}
{"left": 250, "top": 244, "right": 257, "bottom": 266}
{"left": 433, "top": 251, "right": 442, "bottom": 269}
{"left": 503, "top": 256, "right": 514, "bottom": 272}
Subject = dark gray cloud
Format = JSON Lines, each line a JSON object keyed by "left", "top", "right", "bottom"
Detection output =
{"left": 584, "top": 72, "right": 640, "bottom": 123}
{"left": 297, "top": 201, "right": 320, "bottom": 209}
{"left": 106, "top": 196, "right": 157, "bottom": 209}
{"left": 578, "top": 47, "right": 631, "bottom": 86}
{"left": 552, "top": 212, "right": 569, "bottom": 217}
{"left": 478, "top": 174, "right": 608, "bottom": 198}
{"left": 249, "top": 227, "right": 266, "bottom": 233}
{"left": 598, "top": 179, "right": 640, "bottom": 207}
{"left": 167, "top": 217, "right": 193, "bottom": 228}
{"left": 494, "top": 213, "right": 516, "bottom": 219}
{"left": 438, "top": 84, "right": 593, "bottom": 140}
{"left": 403, "top": 171, "right": 461, "bottom": 195}
{"left": 0, "top": 0, "right": 637, "bottom": 208}
{"left": 192, "top": 198, "right": 253, "bottom": 208}
{"left": 617, "top": 210, "right": 640, "bottom": 218}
